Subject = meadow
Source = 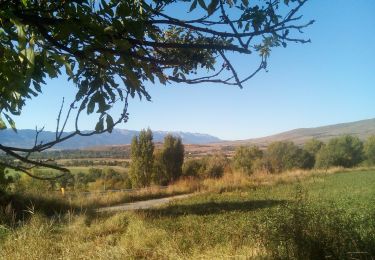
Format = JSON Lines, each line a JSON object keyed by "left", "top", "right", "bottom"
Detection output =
{"left": 1, "top": 168, "right": 374, "bottom": 259}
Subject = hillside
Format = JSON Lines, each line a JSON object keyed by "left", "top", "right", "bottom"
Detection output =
{"left": 0, "top": 129, "right": 221, "bottom": 149}
{"left": 227, "top": 118, "right": 375, "bottom": 147}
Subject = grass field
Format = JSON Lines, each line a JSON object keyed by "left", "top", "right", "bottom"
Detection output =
{"left": 1, "top": 169, "right": 374, "bottom": 259}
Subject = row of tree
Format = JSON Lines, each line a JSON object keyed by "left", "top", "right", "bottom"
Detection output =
{"left": 129, "top": 129, "right": 184, "bottom": 187}
{"left": 232, "top": 135, "right": 375, "bottom": 174}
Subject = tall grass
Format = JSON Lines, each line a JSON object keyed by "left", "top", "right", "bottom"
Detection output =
{"left": 1, "top": 167, "right": 374, "bottom": 259}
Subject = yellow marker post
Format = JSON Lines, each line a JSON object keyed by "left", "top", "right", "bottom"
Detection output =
{"left": 61, "top": 187, "right": 65, "bottom": 196}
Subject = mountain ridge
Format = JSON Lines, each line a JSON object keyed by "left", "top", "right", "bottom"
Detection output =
{"left": 0, "top": 118, "right": 374, "bottom": 150}
{"left": 223, "top": 118, "right": 375, "bottom": 147}
{"left": 0, "top": 128, "right": 222, "bottom": 149}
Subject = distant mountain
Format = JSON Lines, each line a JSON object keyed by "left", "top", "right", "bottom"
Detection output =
{"left": 0, "top": 128, "right": 222, "bottom": 149}
{"left": 226, "top": 118, "right": 375, "bottom": 147}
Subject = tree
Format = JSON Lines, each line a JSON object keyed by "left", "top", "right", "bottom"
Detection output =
{"left": 304, "top": 138, "right": 324, "bottom": 157}
{"left": 182, "top": 159, "right": 204, "bottom": 178}
{"left": 232, "top": 145, "right": 263, "bottom": 174}
{"left": 200, "top": 153, "right": 229, "bottom": 178}
{"left": 315, "top": 135, "right": 364, "bottom": 169}
{"left": 303, "top": 138, "right": 324, "bottom": 167}
{"left": 162, "top": 135, "right": 184, "bottom": 182}
{"left": 129, "top": 128, "right": 154, "bottom": 187}
{"left": 0, "top": 0, "right": 313, "bottom": 178}
{"left": 152, "top": 149, "right": 169, "bottom": 185}
{"left": 265, "top": 141, "right": 313, "bottom": 173}
{"left": 364, "top": 135, "right": 375, "bottom": 165}
{"left": 152, "top": 135, "right": 184, "bottom": 185}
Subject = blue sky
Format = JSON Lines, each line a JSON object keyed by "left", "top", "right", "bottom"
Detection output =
{"left": 14, "top": 1, "right": 375, "bottom": 140}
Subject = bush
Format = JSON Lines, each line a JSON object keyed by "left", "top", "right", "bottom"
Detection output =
{"left": 264, "top": 141, "right": 314, "bottom": 173}
{"left": 315, "top": 135, "right": 364, "bottom": 168}
{"left": 200, "top": 153, "right": 229, "bottom": 179}
{"left": 182, "top": 159, "right": 203, "bottom": 178}
{"left": 364, "top": 135, "right": 375, "bottom": 165}
{"left": 232, "top": 145, "right": 263, "bottom": 174}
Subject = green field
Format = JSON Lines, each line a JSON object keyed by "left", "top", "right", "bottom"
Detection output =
{"left": 1, "top": 170, "right": 374, "bottom": 259}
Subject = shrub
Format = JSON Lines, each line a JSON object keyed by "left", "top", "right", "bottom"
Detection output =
{"left": 264, "top": 141, "right": 314, "bottom": 173}
{"left": 364, "top": 135, "right": 375, "bottom": 165}
{"left": 232, "top": 145, "right": 263, "bottom": 174}
{"left": 182, "top": 159, "right": 204, "bottom": 178}
{"left": 315, "top": 135, "right": 364, "bottom": 168}
{"left": 200, "top": 153, "right": 229, "bottom": 179}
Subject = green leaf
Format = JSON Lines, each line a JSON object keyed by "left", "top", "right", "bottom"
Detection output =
{"left": 189, "top": 0, "right": 198, "bottom": 12}
{"left": 87, "top": 98, "right": 95, "bottom": 114}
{"left": 207, "top": 0, "right": 219, "bottom": 15}
{"left": 106, "top": 115, "right": 114, "bottom": 133}
{"left": 4, "top": 114, "right": 17, "bottom": 132}
{"left": 14, "top": 21, "right": 26, "bottom": 51}
{"left": 198, "top": 0, "right": 207, "bottom": 10}
{"left": 0, "top": 116, "right": 6, "bottom": 130}
{"left": 95, "top": 117, "right": 104, "bottom": 132}
{"left": 65, "top": 62, "right": 73, "bottom": 78}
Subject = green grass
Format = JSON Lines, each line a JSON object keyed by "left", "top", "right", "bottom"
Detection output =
{"left": 1, "top": 169, "right": 374, "bottom": 259}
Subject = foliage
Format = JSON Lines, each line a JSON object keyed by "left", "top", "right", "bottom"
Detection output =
{"left": 0, "top": 166, "right": 13, "bottom": 191}
{"left": 161, "top": 135, "right": 185, "bottom": 182}
{"left": 232, "top": 145, "right": 263, "bottom": 174}
{"left": 182, "top": 159, "right": 204, "bottom": 178}
{"left": 304, "top": 138, "right": 324, "bottom": 156}
{"left": 302, "top": 138, "right": 325, "bottom": 167}
{"left": 315, "top": 135, "right": 364, "bottom": 168}
{"left": 264, "top": 141, "right": 314, "bottom": 173}
{"left": 200, "top": 153, "right": 229, "bottom": 178}
{"left": 152, "top": 149, "right": 168, "bottom": 185}
{"left": 0, "top": 0, "right": 312, "bottom": 128}
{"left": 129, "top": 128, "right": 154, "bottom": 187}
{"left": 0, "top": 0, "right": 313, "bottom": 176}
{"left": 364, "top": 135, "right": 375, "bottom": 165}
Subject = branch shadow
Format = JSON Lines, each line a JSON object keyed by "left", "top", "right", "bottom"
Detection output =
{"left": 143, "top": 199, "right": 287, "bottom": 217}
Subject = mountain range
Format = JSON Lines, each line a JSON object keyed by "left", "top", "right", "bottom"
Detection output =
{"left": 0, "top": 118, "right": 374, "bottom": 150}
{"left": 0, "top": 129, "right": 221, "bottom": 149}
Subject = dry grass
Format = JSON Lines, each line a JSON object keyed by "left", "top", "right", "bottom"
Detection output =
{"left": 1, "top": 168, "right": 374, "bottom": 259}
{"left": 69, "top": 166, "right": 375, "bottom": 208}
{"left": 0, "top": 211, "right": 268, "bottom": 259}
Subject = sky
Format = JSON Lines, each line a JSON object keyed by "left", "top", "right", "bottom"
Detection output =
{"left": 13, "top": 1, "right": 375, "bottom": 141}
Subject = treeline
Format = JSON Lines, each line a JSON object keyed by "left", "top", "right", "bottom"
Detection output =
{"left": 25, "top": 148, "right": 130, "bottom": 160}
{"left": 7, "top": 167, "right": 132, "bottom": 192}
{"left": 2, "top": 132, "right": 375, "bottom": 192}
{"left": 129, "top": 133, "right": 375, "bottom": 188}
{"left": 232, "top": 135, "right": 375, "bottom": 174}
{"left": 63, "top": 160, "right": 130, "bottom": 167}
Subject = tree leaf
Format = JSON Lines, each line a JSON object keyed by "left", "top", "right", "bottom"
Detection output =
{"left": 207, "top": 0, "right": 219, "bottom": 15}
{"left": 4, "top": 114, "right": 17, "bottom": 132}
{"left": 95, "top": 117, "right": 104, "bottom": 132}
{"left": 241, "top": 0, "right": 249, "bottom": 7}
{"left": 189, "top": 0, "right": 198, "bottom": 12}
{"left": 198, "top": 0, "right": 207, "bottom": 10}
{"left": 106, "top": 114, "right": 114, "bottom": 133}
{"left": 0, "top": 116, "right": 6, "bottom": 130}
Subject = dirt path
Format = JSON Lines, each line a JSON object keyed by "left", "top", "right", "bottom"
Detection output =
{"left": 96, "top": 193, "right": 193, "bottom": 213}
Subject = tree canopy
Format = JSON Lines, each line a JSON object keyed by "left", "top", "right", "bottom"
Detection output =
{"left": 0, "top": 0, "right": 313, "bottom": 178}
